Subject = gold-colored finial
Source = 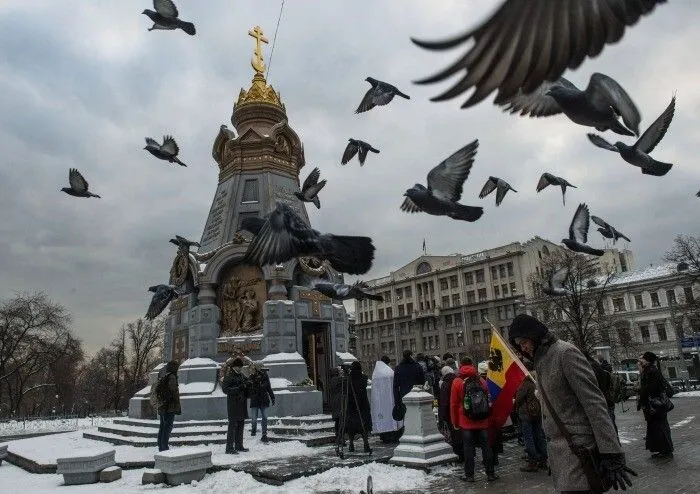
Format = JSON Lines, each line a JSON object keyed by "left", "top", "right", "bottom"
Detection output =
{"left": 248, "top": 25, "right": 268, "bottom": 75}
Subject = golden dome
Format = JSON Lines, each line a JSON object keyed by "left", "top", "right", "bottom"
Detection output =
{"left": 235, "top": 72, "right": 285, "bottom": 110}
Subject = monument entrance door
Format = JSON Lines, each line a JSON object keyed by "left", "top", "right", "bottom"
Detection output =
{"left": 301, "top": 321, "right": 331, "bottom": 406}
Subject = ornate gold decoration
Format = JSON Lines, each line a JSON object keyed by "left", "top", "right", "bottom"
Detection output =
{"left": 248, "top": 25, "right": 268, "bottom": 75}
{"left": 218, "top": 264, "right": 266, "bottom": 336}
{"left": 299, "top": 289, "right": 331, "bottom": 317}
{"left": 236, "top": 73, "right": 285, "bottom": 109}
{"left": 298, "top": 256, "right": 327, "bottom": 276}
{"left": 274, "top": 135, "right": 291, "bottom": 156}
{"left": 169, "top": 250, "right": 190, "bottom": 287}
{"left": 232, "top": 231, "right": 249, "bottom": 244}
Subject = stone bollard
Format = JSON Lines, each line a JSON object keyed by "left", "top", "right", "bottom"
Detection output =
{"left": 389, "top": 385, "right": 457, "bottom": 470}
{"left": 154, "top": 447, "right": 212, "bottom": 486}
{"left": 56, "top": 448, "right": 116, "bottom": 485}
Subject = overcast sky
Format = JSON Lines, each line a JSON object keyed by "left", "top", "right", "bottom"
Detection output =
{"left": 0, "top": 1, "right": 697, "bottom": 355}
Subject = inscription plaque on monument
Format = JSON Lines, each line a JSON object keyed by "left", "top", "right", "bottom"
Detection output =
{"left": 201, "top": 187, "right": 230, "bottom": 245}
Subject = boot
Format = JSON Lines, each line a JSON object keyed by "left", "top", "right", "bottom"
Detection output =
{"left": 363, "top": 437, "right": 372, "bottom": 455}
{"left": 520, "top": 461, "right": 539, "bottom": 472}
{"left": 251, "top": 429, "right": 256, "bottom": 436}
{"left": 261, "top": 434, "right": 269, "bottom": 443}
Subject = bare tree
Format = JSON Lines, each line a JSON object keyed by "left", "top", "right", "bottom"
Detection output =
{"left": 465, "top": 342, "right": 490, "bottom": 363}
{"left": 526, "top": 251, "right": 623, "bottom": 359}
{"left": 664, "top": 234, "right": 700, "bottom": 358}
{"left": 124, "top": 318, "right": 164, "bottom": 399}
{"left": 664, "top": 234, "right": 700, "bottom": 284}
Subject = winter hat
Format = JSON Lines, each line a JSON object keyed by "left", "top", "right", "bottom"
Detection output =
{"left": 478, "top": 362, "right": 489, "bottom": 375}
{"left": 642, "top": 351, "right": 658, "bottom": 363}
{"left": 508, "top": 313, "right": 549, "bottom": 348}
{"left": 441, "top": 365, "right": 454, "bottom": 377}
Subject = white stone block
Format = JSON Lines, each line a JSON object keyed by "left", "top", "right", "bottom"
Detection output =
{"left": 99, "top": 466, "right": 122, "bottom": 483}
{"left": 142, "top": 468, "right": 165, "bottom": 485}
{"left": 56, "top": 448, "right": 116, "bottom": 485}
{"left": 154, "top": 447, "right": 212, "bottom": 486}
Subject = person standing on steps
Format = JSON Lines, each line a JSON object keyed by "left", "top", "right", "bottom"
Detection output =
{"left": 153, "top": 360, "right": 181, "bottom": 452}
{"left": 345, "top": 361, "right": 373, "bottom": 454}
{"left": 249, "top": 363, "right": 275, "bottom": 443}
{"left": 222, "top": 357, "right": 251, "bottom": 454}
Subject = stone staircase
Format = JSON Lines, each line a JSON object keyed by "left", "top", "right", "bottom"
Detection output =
{"left": 83, "top": 415, "right": 336, "bottom": 448}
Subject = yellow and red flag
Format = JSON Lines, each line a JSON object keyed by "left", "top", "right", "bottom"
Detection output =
{"left": 485, "top": 325, "right": 529, "bottom": 430}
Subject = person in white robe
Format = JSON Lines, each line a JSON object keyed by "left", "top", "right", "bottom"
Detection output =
{"left": 371, "top": 356, "right": 403, "bottom": 443}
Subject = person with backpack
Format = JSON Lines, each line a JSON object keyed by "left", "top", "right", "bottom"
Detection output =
{"left": 450, "top": 356, "right": 497, "bottom": 483}
{"left": 514, "top": 367, "right": 548, "bottom": 472}
{"left": 221, "top": 357, "right": 251, "bottom": 454}
{"left": 152, "top": 360, "right": 181, "bottom": 452}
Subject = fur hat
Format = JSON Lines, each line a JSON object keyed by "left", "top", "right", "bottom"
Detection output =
{"left": 642, "top": 351, "right": 658, "bottom": 363}
{"left": 441, "top": 365, "right": 454, "bottom": 377}
{"left": 508, "top": 314, "right": 549, "bottom": 348}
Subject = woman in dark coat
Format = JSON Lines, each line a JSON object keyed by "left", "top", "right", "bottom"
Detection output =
{"left": 345, "top": 361, "right": 372, "bottom": 454}
{"left": 249, "top": 363, "right": 275, "bottom": 443}
{"left": 221, "top": 358, "right": 251, "bottom": 454}
{"left": 637, "top": 351, "right": 674, "bottom": 458}
{"left": 329, "top": 367, "right": 343, "bottom": 439}
{"left": 438, "top": 366, "right": 463, "bottom": 461}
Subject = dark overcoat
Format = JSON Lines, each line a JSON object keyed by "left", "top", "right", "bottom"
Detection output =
{"left": 222, "top": 369, "right": 251, "bottom": 420}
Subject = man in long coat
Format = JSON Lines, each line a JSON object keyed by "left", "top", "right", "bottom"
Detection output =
{"left": 371, "top": 356, "right": 402, "bottom": 443}
{"left": 509, "top": 314, "right": 636, "bottom": 493}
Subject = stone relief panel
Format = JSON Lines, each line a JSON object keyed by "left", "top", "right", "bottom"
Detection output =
{"left": 217, "top": 263, "right": 267, "bottom": 336}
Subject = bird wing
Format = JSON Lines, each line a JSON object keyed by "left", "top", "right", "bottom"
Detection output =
{"left": 301, "top": 167, "right": 320, "bottom": 192}
{"left": 400, "top": 196, "right": 423, "bottom": 213}
{"left": 355, "top": 88, "right": 377, "bottom": 113}
{"left": 550, "top": 266, "right": 569, "bottom": 290}
{"left": 244, "top": 203, "right": 319, "bottom": 266}
{"left": 495, "top": 181, "right": 512, "bottom": 206}
{"left": 536, "top": 173, "right": 552, "bottom": 192}
{"left": 586, "top": 73, "right": 641, "bottom": 135}
{"left": 68, "top": 168, "right": 89, "bottom": 193}
{"left": 590, "top": 215, "right": 610, "bottom": 230}
{"left": 478, "top": 176, "right": 498, "bottom": 198}
{"left": 161, "top": 135, "right": 179, "bottom": 156}
{"left": 634, "top": 95, "right": 675, "bottom": 154}
{"left": 569, "top": 203, "right": 590, "bottom": 244}
{"left": 587, "top": 133, "right": 619, "bottom": 152}
{"left": 305, "top": 179, "right": 326, "bottom": 200}
{"left": 154, "top": 0, "right": 178, "bottom": 18}
{"left": 145, "top": 137, "right": 160, "bottom": 147}
{"left": 616, "top": 230, "right": 631, "bottom": 243}
{"left": 146, "top": 286, "right": 175, "bottom": 320}
{"left": 370, "top": 86, "right": 396, "bottom": 106}
{"left": 426, "top": 139, "right": 478, "bottom": 202}
{"left": 498, "top": 78, "right": 574, "bottom": 117}
{"left": 341, "top": 141, "right": 358, "bottom": 164}
{"left": 411, "top": 0, "right": 664, "bottom": 108}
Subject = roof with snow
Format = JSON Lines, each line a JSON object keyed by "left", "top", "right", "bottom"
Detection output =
{"left": 607, "top": 263, "right": 679, "bottom": 287}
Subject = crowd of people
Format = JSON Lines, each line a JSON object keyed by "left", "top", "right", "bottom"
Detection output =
{"left": 148, "top": 313, "right": 678, "bottom": 493}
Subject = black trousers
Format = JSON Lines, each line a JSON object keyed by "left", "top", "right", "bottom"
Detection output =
{"left": 462, "top": 428, "right": 494, "bottom": 477}
{"left": 226, "top": 419, "right": 244, "bottom": 452}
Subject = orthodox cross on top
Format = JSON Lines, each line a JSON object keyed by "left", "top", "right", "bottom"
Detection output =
{"left": 248, "top": 25, "right": 269, "bottom": 75}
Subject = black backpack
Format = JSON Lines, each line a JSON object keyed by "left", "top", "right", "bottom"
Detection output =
{"left": 462, "top": 376, "right": 490, "bottom": 421}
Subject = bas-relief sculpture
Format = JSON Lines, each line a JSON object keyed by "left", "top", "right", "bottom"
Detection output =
{"left": 218, "top": 264, "right": 266, "bottom": 336}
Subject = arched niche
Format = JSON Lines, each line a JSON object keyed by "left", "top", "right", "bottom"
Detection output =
{"left": 416, "top": 261, "right": 432, "bottom": 276}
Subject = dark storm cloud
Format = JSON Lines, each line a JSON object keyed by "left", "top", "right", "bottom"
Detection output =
{"left": 0, "top": 1, "right": 697, "bottom": 351}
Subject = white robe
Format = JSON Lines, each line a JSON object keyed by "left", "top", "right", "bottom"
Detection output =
{"left": 370, "top": 361, "right": 402, "bottom": 433}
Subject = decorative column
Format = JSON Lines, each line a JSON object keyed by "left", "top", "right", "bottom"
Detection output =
{"left": 389, "top": 386, "right": 457, "bottom": 470}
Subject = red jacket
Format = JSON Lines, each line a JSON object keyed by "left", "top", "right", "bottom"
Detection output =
{"left": 450, "top": 365, "right": 490, "bottom": 430}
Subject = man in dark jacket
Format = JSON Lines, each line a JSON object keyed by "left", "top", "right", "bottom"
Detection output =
{"left": 156, "top": 360, "right": 181, "bottom": 451}
{"left": 393, "top": 350, "right": 425, "bottom": 406}
{"left": 222, "top": 357, "right": 251, "bottom": 454}
{"left": 249, "top": 363, "right": 275, "bottom": 443}
{"left": 509, "top": 314, "right": 636, "bottom": 493}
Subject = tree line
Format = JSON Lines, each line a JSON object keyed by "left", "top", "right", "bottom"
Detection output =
{"left": 0, "top": 291, "right": 164, "bottom": 419}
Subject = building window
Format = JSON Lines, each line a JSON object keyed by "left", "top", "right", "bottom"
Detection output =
{"left": 650, "top": 292, "right": 660, "bottom": 307}
{"left": 684, "top": 287, "right": 694, "bottom": 304}
{"left": 454, "top": 313, "right": 463, "bottom": 326}
{"left": 422, "top": 337, "right": 428, "bottom": 350}
{"left": 470, "top": 310, "right": 479, "bottom": 325}
{"left": 497, "top": 306, "right": 505, "bottom": 320}
{"left": 507, "top": 262, "right": 514, "bottom": 277}
{"left": 452, "top": 293, "right": 460, "bottom": 306}
{"left": 378, "top": 309, "right": 384, "bottom": 320}
{"left": 416, "top": 262, "right": 432, "bottom": 275}
{"left": 445, "top": 314, "right": 453, "bottom": 327}
{"left": 395, "top": 287, "right": 403, "bottom": 300}
{"left": 237, "top": 211, "right": 259, "bottom": 231}
{"left": 464, "top": 272, "right": 474, "bottom": 285}
{"left": 440, "top": 278, "right": 449, "bottom": 291}
{"left": 472, "top": 330, "right": 482, "bottom": 344}
{"left": 634, "top": 294, "right": 644, "bottom": 310}
{"left": 483, "top": 328, "right": 492, "bottom": 342}
{"left": 656, "top": 322, "right": 668, "bottom": 341}
{"left": 475, "top": 269, "right": 485, "bottom": 283}
{"left": 666, "top": 289, "right": 676, "bottom": 305}
{"left": 386, "top": 307, "right": 393, "bottom": 319}
{"left": 467, "top": 291, "right": 476, "bottom": 304}
{"left": 491, "top": 266, "right": 499, "bottom": 280}
{"left": 478, "top": 288, "right": 487, "bottom": 301}
{"left": 506, "top": 305, "right": 514, "bottom": 319}
{"left": 406, "top": 303, "right": 413, "bottom": 313}
{"left": 494, "top": 286, "right": 500, "bottom": 298}
{"left": 612, "top": 297, "right": 626, "bottom": 313}
{"left": 442, "top": 296, "right": 450, "bottom": 308}
{"left": 241, "top": 179, "right": 259, "bottom": 202}
{"left": 447, "top": 333, "right": 455, "bottom": 348}
{"left": 502, "top": 284, "right": 509, "bottom": 296}
{"left": 384, "top": 291, "right": 392, "bottom": 302}
{"left": 640, "top": 325, "right": 650, "bottom": 343}
{"left": 405, "top": 286, "right": 412, "bottom": 298}
{"left": 449, "top": 275, "right": 459, "bottom": 289}
{"left": 398, "top": 305, "right": 405, "bottom": 317}
{"left": 499, "top": 265, "right": 506, "bottom": 278}
{"left": 480, "top": 309, "right": 489, "bottom": 323}
{"left": 510, "top": 282, "right": 517, "bottom": 294}
{"left": 410, "top": 339, "right": 416, "bottom": 352}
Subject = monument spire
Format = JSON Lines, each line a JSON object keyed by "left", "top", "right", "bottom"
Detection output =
{"left": 235, "top": 25, "right": 284, "bottom": 110}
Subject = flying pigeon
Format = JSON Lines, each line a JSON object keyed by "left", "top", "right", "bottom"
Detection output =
{"left": 499, "top": 73, "right": 641, "bottom": 136}
{"left": 144, "top": 135, "right": 188, "bottom": 167}
{"left": 142, "top": 0, "right": 196, "bottom": 35}
{"left": 536, "top": 173, "right": 577, "bottom": 206}
{"left": 411, "top": 0, "right": 666, "bottom": 109}
{"left": 240, "top": 202, "right": 376, "bottom": 275}
{"left": 341, "top": 139, "right": 380, "bottom": 166}
{"left": 360, "top": 475, "right": 374, "bottom": 494}
{"left": 400, "top": 140, "right": 483, "bottom": 222}
{"left": 479, "top": 176, "right": 517, "bottom": 206}
{"left": 169, "top": 235, "right": 200, "bottom": 249}
{"left": 591, "top": 216, "right": 631, "bottom": 244}
{"left": 312, "top": 281, "right": 383, "bottom": 302}
{"left": 61, "top": 168, "right": 101, "bottom": 198}
{"left": 587, "top": 95, "right": 676, "bottom": 177}
{"left": 542, "top": 266, "right": 570, "bottom": 297}
{"left": 294, "top": 167, "right": 327, "bottom": 209}
{"left": 355, "top": 77, "right": 410, "bottom": 114}
{"left": 145, "top": 284, "right": 179, "bottom": 320}
{"left": 562, "top": 203, "right": 605, "bottom": 257}
{"left": 220, "top": 124, "right": 236, "bottom": 140}
{"left": 697, "top": 191, "right": 700, "bottom": 198}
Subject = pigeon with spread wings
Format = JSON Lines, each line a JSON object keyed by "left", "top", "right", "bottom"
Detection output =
{"left": 146, "top": 284, "right": 180, "bottom": 320}
{"left": 294, "top": 167, "right": 327, "bottom": 209}
{"left": 542, "top": 266, "right": 570, "bottom": 297}
{"left": 142, "top": 0, "right": 196, "bottom": 35}
{"left": 499, "top": 73, "right": 641, "bottom": 136}
{"left": 562, "top": 203, "right": 604, "bottom": 257}
{"left": 479, "top": 176, "right": 517, "bottom": 206}
{"left": 355, "top": 77, "right": 410, "bottom": 114}
{"left": 411, "top": 0, "right": 665, "bottom": 109}
{"left": 61, "top": 168, "right": 101, "bottom": 198}
{"left": 341, "top": 139, "right": 380, "bottom": 166}
{"left": 144, "top": 135, "right": 188, "bottom": 167}
{"left": 169, "top": 235, "right": 200, "bottom": 249}
{"left": 587, "top": 95, "right": 675, "bottom": 177}
{"left": 313, "top": 281, "right": 383, "bottom": 302}
{"left": 591, "top": 216, "right": 631, "bottom": 244}
{"left": 400, "top": 140, "right": 483, "bottom": 222}
{"left": 240, "top": 202, "right": 375, "bottom": 275}
{"left": 537, "top": 173, "right": 577, "bottom": 206}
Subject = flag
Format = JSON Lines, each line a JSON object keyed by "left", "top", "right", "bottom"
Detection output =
{"left": 484, "top": 325, "right": 529, "bottom": 430}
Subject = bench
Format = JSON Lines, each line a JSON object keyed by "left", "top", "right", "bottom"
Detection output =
{"left": 154, "top": 447, "right": 212, "bottom": 486}
{"left": 56, "top": 448, "right": 116, "bottom": 485}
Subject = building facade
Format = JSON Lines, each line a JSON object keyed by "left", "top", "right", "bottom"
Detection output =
{"left": 353, "top": 237, "right": 634, "bottom": 371}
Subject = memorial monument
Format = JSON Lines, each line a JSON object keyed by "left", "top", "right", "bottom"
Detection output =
{"left": 129, "top": 26, "right": 357, "bottom": 421}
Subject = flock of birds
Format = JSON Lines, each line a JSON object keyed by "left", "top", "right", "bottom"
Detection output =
{"left": 55, "top": 0, "right": 682, "bottom": 319}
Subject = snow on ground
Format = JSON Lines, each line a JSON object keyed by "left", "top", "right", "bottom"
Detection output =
{"left": 0, "top": 460, "right": 427, "bottom": 494}
{"left": 0, "top": 417, "right": 115, "bottom": 437}
{"left": 673, "top": 390, "right": 700, "bottom": 398}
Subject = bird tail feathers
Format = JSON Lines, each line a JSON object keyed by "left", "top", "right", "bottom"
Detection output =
{"left": 312, "top": 196, "right": 320, "bottom": 209}
{"left": 179, "top": 20, "right": 196, "bottom": 35}
{"left": 324, "top": 235, "right": 375, "bottom": 275}
{"left": 449, "top": 204, "right": 484, "bottom": 222}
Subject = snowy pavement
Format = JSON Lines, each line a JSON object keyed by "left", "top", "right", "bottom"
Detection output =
{"left": 0, "top": 417, "right": 115, "bottom": 437}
